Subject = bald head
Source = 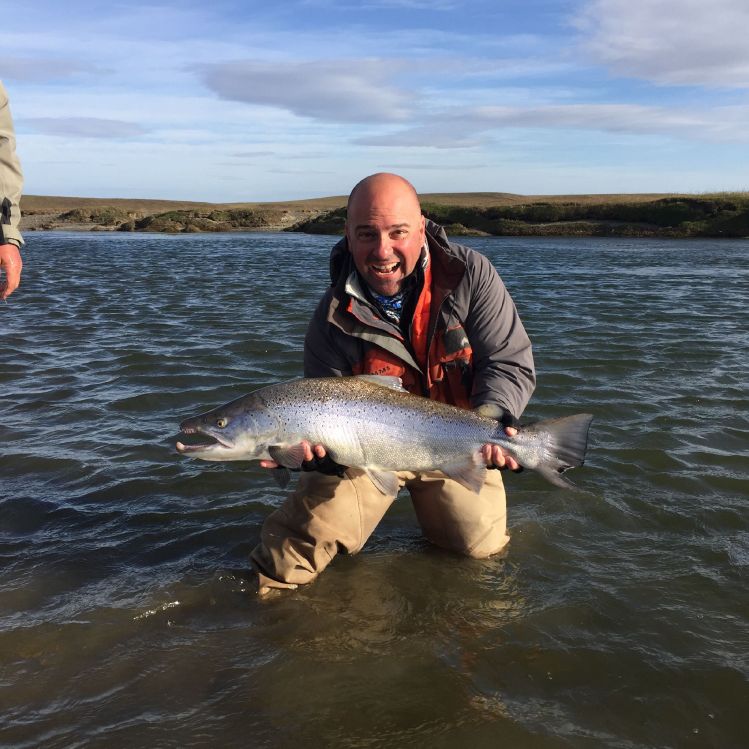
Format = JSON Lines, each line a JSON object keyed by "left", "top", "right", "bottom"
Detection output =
{"left": 347, "top": 173, "right": 421, "bottom": 215}
{"left": 345, "top": 172, "right": 426, "bottom": 297}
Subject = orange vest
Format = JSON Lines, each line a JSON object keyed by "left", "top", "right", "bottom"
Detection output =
{"left": 352, "top": 261, "right": 474, "bottom": 408}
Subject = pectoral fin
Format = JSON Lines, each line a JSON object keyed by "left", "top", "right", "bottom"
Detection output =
{"left": 364, "top": 468, "right": 401, "bottom": 497}
{"left": 268, "top": 444, "right": 307, "bottom": 470}
{"left": 269, "top": 467, "right": 291, "bottom": 489}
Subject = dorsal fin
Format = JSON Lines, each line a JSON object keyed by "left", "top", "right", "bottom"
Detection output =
{"left": 353, "top": 375, "right": 408, "bottom": 392}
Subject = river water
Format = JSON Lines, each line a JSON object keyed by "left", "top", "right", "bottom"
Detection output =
{"left": 1, "top": 232, "right": 747, "bottom": 748}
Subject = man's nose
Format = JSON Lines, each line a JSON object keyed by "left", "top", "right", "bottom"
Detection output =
{"left": 372, "top": 233, "right": 392, "bottom": 256}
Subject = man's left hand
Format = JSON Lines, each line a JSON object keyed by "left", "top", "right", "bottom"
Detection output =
{"left": 474, "top": 404, "right": 522, "bottom": 471}
{"left": 481, "top": 426, "right": 522, "bottom": 471}
{"left": 0, "top": 243, "right": 22, "bottom": 300}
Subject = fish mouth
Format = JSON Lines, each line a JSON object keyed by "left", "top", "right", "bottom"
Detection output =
{"left": 176, "top": 425, "right": 233, "bottom": 454}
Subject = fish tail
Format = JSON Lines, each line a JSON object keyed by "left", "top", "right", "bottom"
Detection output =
{"left": 519, "top": 413, "right": 593, "bottom": 489}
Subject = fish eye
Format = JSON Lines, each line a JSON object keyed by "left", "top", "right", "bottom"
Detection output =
{"left": 216, "top": 417, "right": 228, "bottom": 428}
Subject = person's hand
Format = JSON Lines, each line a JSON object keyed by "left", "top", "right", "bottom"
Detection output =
{"left": 260, "top": 441, "right": 347, "bottom": 476}
{"left": 474, "top": 403, "right": 523, "bottom": 472}
{"left": 481, "top": 426, "right": 523, "bottom": 472}
{"left": 260, "top": 440, "right": 326, "bottom": 469}
{"left": 0, "top": 243, "right": 22, "bottom": 300}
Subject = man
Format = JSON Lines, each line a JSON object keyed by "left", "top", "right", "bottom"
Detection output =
{"left": 251, "top": 173, "right": 535, "bottom": 595}
{"left": 0, "top": 80, "right": 24, "bottom": 300}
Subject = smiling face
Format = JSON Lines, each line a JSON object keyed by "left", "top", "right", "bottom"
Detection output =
{"left": 345, "top": 173, "right": 426, "bottom": 297}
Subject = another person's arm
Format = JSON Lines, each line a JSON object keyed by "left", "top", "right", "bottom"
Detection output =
{"left": 0, "top": 81, "right": 24, "bottom": 300}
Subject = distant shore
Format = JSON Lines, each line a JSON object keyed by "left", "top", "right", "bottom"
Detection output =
{"left": 20, "top": 191, "right": 749, "bottom": 239}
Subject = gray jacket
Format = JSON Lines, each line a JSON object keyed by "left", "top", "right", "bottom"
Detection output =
{"left": 304, "top": 219, "right": 535, "bottom": 420}
{"left": 0, "top": 81, "right": 24, "bottom": 247}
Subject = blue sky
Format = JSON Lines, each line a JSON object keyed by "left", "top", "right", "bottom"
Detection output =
{"left": 3, "top": 0, "right": 748, "bottom": 202}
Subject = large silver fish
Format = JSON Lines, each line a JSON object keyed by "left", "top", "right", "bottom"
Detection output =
{"left": 176, "top": 375, "right": 592, "bottom": 494}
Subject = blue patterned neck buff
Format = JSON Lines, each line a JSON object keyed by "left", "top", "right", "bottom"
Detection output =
{"left": 369, "top": 289, "right": 407, "bottom": 324}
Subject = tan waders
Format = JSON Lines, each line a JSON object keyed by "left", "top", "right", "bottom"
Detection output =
{"left": 250, "top": 468, "right": 509, "bottom": 594}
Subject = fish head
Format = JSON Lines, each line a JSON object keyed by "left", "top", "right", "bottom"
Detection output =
{"left": 176, "top": 393, "right": 278, "bottom": 461}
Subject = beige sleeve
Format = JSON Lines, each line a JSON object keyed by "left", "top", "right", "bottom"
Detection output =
{"left": 0, "top": 81, "right": 24, "bottom": 246}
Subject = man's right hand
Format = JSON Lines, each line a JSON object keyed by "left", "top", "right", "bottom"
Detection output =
{"left": 260, "top": 440, "right": 325, "bottom": 469}
{"left": 260, "top": 441, "right": 347, "bottom": 476}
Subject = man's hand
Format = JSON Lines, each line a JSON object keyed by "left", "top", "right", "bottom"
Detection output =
{"left": 260, "top": 440, "right": 326, "bottom": 469}
{"left": 0, "top": 243, "right": 22, "bottom": 300}
{"left": 481, "top": 426, "right": 522, "bottom": 471}
{"left": 474, "top": 403, "right": 523, "bottom": 472}
{"left": 260, "top": 441, "right": 346, "bottom": 476}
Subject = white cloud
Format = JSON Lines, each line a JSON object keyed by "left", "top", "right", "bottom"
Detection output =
{"left": 576, "top": 0, "right": 749, "bottom": 87}
{"left": 232, "top": 150, "right": 277, "bottom": 158}
{"left": 21, "top": 117, "right": 147, "bottom": 139}
{"left": 200, "top": 59, "right": 417, "bottom": 123}
{"left": 356, "top": 128, "right": 486, "bottom": 149}
{"left": 356, "top": 103, "right": 749, "bottom": 148}
{"left": 300, "top": 0, "right": 459, "bottom": 10}
{"left": 382, "top": 162, "right": 487, "bottom": 171}
{"left": 274, "top": 167, "right": 337, "bottom": 175}
{"left": 0, "top": 56, "right": 102, "bottom": 82}
{"left": 474, "top": 104, "right": 749, "bottom": 140}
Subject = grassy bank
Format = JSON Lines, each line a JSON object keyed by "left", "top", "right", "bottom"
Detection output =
{"left": 19, "top": 194, "right": 347, "bottom": 233}
{"left": 19, "top": 192, "right": 749, "bottom": 238}
{"left": 291, "top": 193, "right": 749, "bottom": 238}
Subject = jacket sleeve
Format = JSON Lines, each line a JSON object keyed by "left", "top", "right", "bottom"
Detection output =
{"left": 303, "top": 290, "right": 354, "bottom": 378}
{"left": 462, "top": 250, "right": 535, "bottom": 419}
{"left": 0, "top": 82, "right": 24, "bottom": 247}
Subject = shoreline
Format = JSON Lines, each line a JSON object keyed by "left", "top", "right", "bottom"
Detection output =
{"left": 20, "top": 191, "right": 749, "bottom": 239}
